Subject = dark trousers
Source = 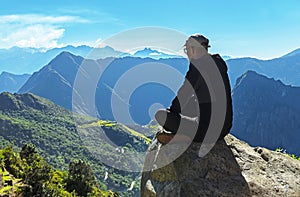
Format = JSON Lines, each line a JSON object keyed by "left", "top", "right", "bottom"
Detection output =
{"left": 155, "top": 108, "right": 218, "bottom": 142}
{"left": 155, "top": 109, "right": 199, "bottom": 136}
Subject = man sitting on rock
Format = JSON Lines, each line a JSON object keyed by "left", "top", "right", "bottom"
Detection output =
{"left": 155, "top": 34, "right": 233, "bottom": 145}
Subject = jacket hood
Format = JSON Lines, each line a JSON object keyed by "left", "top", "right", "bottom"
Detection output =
{"left": 190, "top": 54, "right": 228, "bottom": 74}
{"left": 211, "top": 54, "right": 228, "bottom": 73}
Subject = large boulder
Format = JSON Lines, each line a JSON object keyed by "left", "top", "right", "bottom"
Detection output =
{"left": 141, "top": 134, "right": 300, "bottom": 197}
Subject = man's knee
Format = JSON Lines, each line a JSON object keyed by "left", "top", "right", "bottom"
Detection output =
{"left": 155, "top": 109, "right": 168, "bottom": 125}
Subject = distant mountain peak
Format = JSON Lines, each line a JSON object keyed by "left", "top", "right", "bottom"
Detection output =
{"left": 0, "top": 71, "right": 11, "bottom": 76}
{"left": 133, "top": 48, "right": 160, "bottom": 55}
{"left": 57, "top": 51, "right": 77, "bottom": 57}
{"left": 234, "top": 70, "right": 259, "bottom": 88}
{"left": 63, "top": 44, "right": 90, "bottom": 48}
{"left": 241, "top": 70, "right": 261, "bottom": 79}
{"left": 282, "top": 48, "right": 300, "bottom": 58}
{"left": 233, "top": 70, "right": 286, "bottom": 91}
{"left": 49, "top": 51, "right": 84, "bottom": 67}
{"left": 0, "top": 71, "right": 30, "bottom": 80}
{"left": 137, "top": 47, "right": 159, "bottom": 52}
{"left": 222, "top": 55, "right": 232, "bottom": 61}
{"left": 102, "top": 45, "right": 115, "bottom": 50}
{"left": 0, "top": 72, "right": 31, "bottom": 93}
{"left": 132, "top": 48, "right": 183, "bottom": 59}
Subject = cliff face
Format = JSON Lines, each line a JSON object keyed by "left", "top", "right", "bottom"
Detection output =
{"left": 232, "top": 70, "right": 300, "bottom": 155}
{"left": 141, "top": 134, "right": 300, "bottom": 197}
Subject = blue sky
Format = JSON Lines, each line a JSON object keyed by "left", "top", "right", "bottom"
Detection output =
{"left": 1, "top": 0, "right": 300, "bottom": 59}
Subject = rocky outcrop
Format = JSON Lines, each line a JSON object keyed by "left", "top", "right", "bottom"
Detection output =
{"left": 141, "top": 134, "right": 300, "bottom": 197}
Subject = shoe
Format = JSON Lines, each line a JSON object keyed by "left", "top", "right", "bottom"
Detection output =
{"left": 156, "top": 129, "right": 175, "bottom": 145}
{"left": 156, "top": 128, "right": 191, "bottom": 145}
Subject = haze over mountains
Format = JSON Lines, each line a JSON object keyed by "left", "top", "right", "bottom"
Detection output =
{"left": 18, "top": 51, "right": 188, "bottom": 124}
{"left": 1, "top": 46, "right": 300, "bottom": 156}
{"left": 1, "top": 45, "right": 300, "bottom": 85}
{"left": 226, "top": 48, "right": 300, "bottom": 86}
{"left": 232, "top": 71, "right": 300, "bottom": 155}
{"left": 131, "top": 48, "right": 182, "bottom": 59}
{"left": 2, "top": 44, "right": 300, "bottom": 87}
{"left": 0, "top": 45, "right": 184, "bottom": 74}
{"left": 0, "top": 45, "right": 126, "bottom": 74}
{"left": 0, "top": 45, "right": 300, "bottom": 196}
{"left": 0, "top": 71, "right": 30, "bottom": 93}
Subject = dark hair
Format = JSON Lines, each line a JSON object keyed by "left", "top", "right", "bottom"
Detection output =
{"left": 185, "top": 34, "right": 210, "bottom": 50}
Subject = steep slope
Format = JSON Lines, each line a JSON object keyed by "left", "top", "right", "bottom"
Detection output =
{"left": 282, "top": 48, "right": 300, "bottom": 58}
{"left": 232, "top": 71, "right": 300, "bottom": 155}
{"left": 0, "top": 72, "right": 30, "bottom": 93}
{"left": 18, "top": 52, "right": 84, "bottom": 109}
{"left": 0, "top": 92, "right": 152, "bottom": 196}
{"left": 141, "top": 134, "right": 300, "bottom": 196}
{"left": 18, "top": 52, "right": 188, "bottom": 124}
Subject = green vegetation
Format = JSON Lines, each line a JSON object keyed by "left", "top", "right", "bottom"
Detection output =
{"left": 79, "top": 120, "right": 151, "bottom": 144}
{"left": 78, "top": 120, "right": 117, "bottom": 129}
{"left": 0, "top": 92, "right": 156, "bottom": 196}
{"left": 121, "top": 125, "right": 151, "bottom": 145}
{"left": 0, "top": 144, "right": 118, "bottom": 196}
{"left": 275, "top": 148, "right": 300, "bottom": 161}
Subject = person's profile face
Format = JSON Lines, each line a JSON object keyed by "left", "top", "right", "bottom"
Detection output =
{"left": 184, "top": 46, "right": 193, "bottom": 58}
{"left": 185, "top": 45, "right": 207, "bottom": 60}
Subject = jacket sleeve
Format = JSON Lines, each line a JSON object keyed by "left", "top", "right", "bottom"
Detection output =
{"left": 169, "top": 64, "right": 200, "bottom": 113}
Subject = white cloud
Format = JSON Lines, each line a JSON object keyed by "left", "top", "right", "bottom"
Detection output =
{"left": 0, "top": 14, "right": 89, "bottom": 25}
{"left": 7, "top": 25, "right": 65, "bottom": 48}
{"left": 0, "top": 14, "right": 89, "bottom": 49}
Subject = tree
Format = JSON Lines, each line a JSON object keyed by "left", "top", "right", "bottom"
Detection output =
{"left": 1, "top": 146, "right": 22, "bottom": 177}
{"left": 20, "top": 144, "right": 52, "bottom": 196}
{"left": 66, "top": 160, "right": 96, "bottom": 196}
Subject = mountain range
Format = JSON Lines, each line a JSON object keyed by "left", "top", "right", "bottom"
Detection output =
{"left": 18, "top": 52, "right": 188, "bottom": 124}
{"left": 1, "top": 46, "right": 300, "bottom": 196}
{"left": 226, "top": 48, "right": 300, "bottom": 86}
{"left": 1, "top": 45, "right": 300, "bottom": 88}
{"left": 0, "top": 71, "right": 30, "bottom": 93}
{"left": 0, "top": 46, "right": 185, "bottom": 74}
{"left": 0, "top": 45, "right": 126, "bottom": 74}
{"left": 131, "top": 48, "right": 182, "bottom": 59}
{"left": 2, "top": 47, "right": 300, "bottom": 155}
{"left": 231, "top": 70, "right": 300, "bottom": 155}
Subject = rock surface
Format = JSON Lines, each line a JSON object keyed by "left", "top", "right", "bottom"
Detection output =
{"left": 140, "top": 134, "right": 300, "bottom": 197}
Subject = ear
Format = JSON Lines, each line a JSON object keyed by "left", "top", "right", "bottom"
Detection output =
{"left": 191, "top": 47, "right": 196, "bottom": 55}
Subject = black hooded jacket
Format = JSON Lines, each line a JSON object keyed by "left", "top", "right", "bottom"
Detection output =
{"left": 169, "top": 54, "right": 233, "bottom": 142}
